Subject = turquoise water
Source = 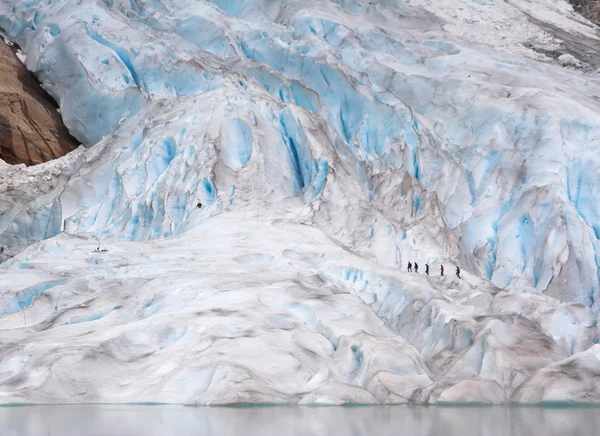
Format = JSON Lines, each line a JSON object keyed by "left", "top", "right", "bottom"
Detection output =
{"left": 1, "top": 405, "right": 600, "bottom": 435}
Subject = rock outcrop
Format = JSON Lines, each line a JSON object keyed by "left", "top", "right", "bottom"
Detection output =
{"left": 0, "top": 39, "right": 78, "bottom": 166}
{"left": 569, "top": 0, "right": 600, "bottom": 23}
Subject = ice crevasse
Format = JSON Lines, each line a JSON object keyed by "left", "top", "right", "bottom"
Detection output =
{"left": 0, "top": 0, "right": 600, "bottom": 405}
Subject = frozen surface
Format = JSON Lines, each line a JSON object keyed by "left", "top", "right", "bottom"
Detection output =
{"left": 0, "top": 0, "right": 600, "bottom": 404}
{"left": 513, "top": 344, "right": 600, "bottom": 403}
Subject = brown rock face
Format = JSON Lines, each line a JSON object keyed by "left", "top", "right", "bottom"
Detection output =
{"left": 0, "top": 39, "right": 78, "bottom": 166}
{"left": 568, "top": 0, "right": 600, "bottom": 24}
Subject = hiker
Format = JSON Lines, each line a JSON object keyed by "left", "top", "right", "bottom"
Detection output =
{"left": 408, "top": 261, "right": 412, "bottom": 273}
{"left": 414, "top": 262, "right": 419, "bottom": 274}
{"left": 456, "top": 266, "right": 461, "bottom": 279}
{"left": 197, "top": 202, "right": 203, "bottom": 209}
{"left": 425, "top": 264, "right": 429, "bottom": 276}
{"left": 440, "top": 265, "right": 444, "bottom": 277}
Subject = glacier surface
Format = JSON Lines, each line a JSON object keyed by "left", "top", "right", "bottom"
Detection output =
{"left": 0, "top": 0, "right": 600, "bottom": 404}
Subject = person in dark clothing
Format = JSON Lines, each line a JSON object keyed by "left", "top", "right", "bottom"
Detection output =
{"left": 425, "top": 264, "right": 429, "bottom": 276}
{"left": 456, "top": 266, "right": 461, "bottom": 279}
{"left": 414, "top": 262, "right": 419, "bottom": 274}
{"left": 197, "top": 202, "right": 203, "bottom": 209}
{"left": 408, "top": 261, "right": 412, "bottom": 273}
{"left": 440, "top": 265, "right": 444, "bottom": 277}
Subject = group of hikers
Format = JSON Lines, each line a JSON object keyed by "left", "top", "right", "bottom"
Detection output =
{"left": 407, "top": 261, "right": 460, "bottom": 279}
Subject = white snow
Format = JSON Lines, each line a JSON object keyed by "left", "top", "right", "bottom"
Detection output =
{"left": 0, "top": 0, "right": 599, "bottom": 404}
{"left": 408, "top": 0, "right": 599, "bottom": 62}
{"left": 558, "top": 53, "right": 584, "bottom": 67}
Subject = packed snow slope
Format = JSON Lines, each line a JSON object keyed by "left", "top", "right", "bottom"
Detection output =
{"left": 0, "top": 0, "right": 600, "bottom": 404}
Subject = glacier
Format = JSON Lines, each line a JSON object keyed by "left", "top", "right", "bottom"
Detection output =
{"left": 0, "top": 0, "right": 600, "bottom": 404}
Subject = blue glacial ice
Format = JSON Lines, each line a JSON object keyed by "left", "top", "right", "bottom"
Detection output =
{"left": 1, "top": 0, "right": 600, "bottom": 405}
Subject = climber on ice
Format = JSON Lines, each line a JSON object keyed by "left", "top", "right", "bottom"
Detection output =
{"left": 425, "top": 264, "right": 429, "bottom": 276}
{"left": 408, "top": 261, "right": 412, "bottom": 273}
{"left": 197, "top": 202, "right": 203, "bottom": 209}
{"left": 414, "top": 262, "right": 419, "bottom": 274}
{"left": 440, "top": 265, "right": 444, "bottom": 277}
{"left": 456, "top": 266, "right": 461, "bottom": 279}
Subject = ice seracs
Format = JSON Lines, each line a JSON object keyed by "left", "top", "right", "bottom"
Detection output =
{"left": 512, "top": 345, "right": 600, "bottom": 403}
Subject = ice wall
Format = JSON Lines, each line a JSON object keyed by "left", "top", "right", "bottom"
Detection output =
{"left": 2, "top": 0, "right": 598, "bottom": 306}
{"left": 1, "top": 0, "right": 600, "bottom": 405}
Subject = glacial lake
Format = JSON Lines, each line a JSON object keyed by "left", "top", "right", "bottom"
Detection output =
{"left": 2, "top": 404, "right": 600, "bottom": 436}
